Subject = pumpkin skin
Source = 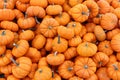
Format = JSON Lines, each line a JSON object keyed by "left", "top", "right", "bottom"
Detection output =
{"left": 68, "top": 0, "right": 83, "bottom": 7}
{"left": 11, "top": 57, "right": 32, "bottom": 78}
{"left": 26, "top": 6, "right": 46, "bottom": 18}
{"left": 34, "top": 66, "right": 52, "bottom": 80}
{"left": 48, "top": 0, "right": 65, "bottom": 5}
{"left": 96, "top": 67, "right": 110, "bottom": 80}
{"left": 19, "top": 30, "right": 35, "bottom": 41}
{"left": 0, "top": 64, "right": 12, "bottom": 75}
{"left": 46, "top": 51, "right": 65, "bottom": 66}
{"left": 79, "top": 26, "right": 87, "bottom": 37}
{"left": 111, "top": 33, "right": 120, "bottom": 52}
{"left": 85, "top": 74, "right": 98, "bottom": 80}
{"left": 100, "top": 13, "right": 118, "bottom": 30}
{"left": 25, "top": 47, "right": 41, "bottom": 63}
{"left": 77, "top": 42, "right": 97, "bottom": 57}
{"left": 92, "top": 52, "right": 109, "bottom": 67}
{"left": 32, "top": 34, "right": 46, "bottom": 49}
{"left": 0, "top": 45, "right": 6, "bottom": 56}
{"left": 74, "top": 57, "right": 96, "bottom": 78}
{"left": 38, "top": 57, "right": 48, "bottom": 68}
{"left": 46, "top": 5, "right": 63, "bottom": 16}
{"left": 114, "top": 8, "right": 120, "bottom": 19}
{"left": 18, "top": 0, "right": 30, "bottom": 3}
{"left": 69, "top": 76, "right": 83, "bottom": 80}
{"left": 67, "top": 21, "right": 82, "bottom": 35}
{"left": 106, "top": 28, "right": 120, "bottom": 40}
{"left": 45, "top": 38, "right": 53, "bottom": 51}
{"left": 55, "top": 12, "right": 70, "bottom": 25}
{"left": 52, "top": 35, "right": 68, "bottom": 52}
{"left": 39, "top": 18, "right": 59, "bottom": 38}
{"left": 40, "top": 48, "right": 47, "bottom": 57}
{"left": 83, "top": 0, "right": 99, "bottom": 18}
{"left": 30, "top": 0, "right": 48, "bottom": 8}
{"left": 0, "top": 30, "right": 14, "bottom": 46}
{"left": 13, "top": 9, "right": 24, "bottom": 19}
{"left": 64, "top": 47, "right": 78, "bottom": 60}
{"left": 107, "top": 62, "right": 120, "bottom": 80}
{"left": 0, "top": 21, "right": 19, "bottom": 32}
{"left": 85, "top": 23, "right": 96, "bottom": 33}
{"left": 57, "top": 26, "right": 74, "bottom": 40}
{"left": 98, "top": 40, "right": 113, "bottom": 56}
{"left": 97, "top": 0, "right": 110, "bottom": 14}
{"left": 63, "top": 1, "right": 71, "bottom": 12}
{"left": 116, "top": 53, "right": 120, "bottom": 61}
{"left": 12, "top": 40, "right": 29, "bottom": 57}
{"left": 111, "top": 0, "right": 120, "bottom": 8}
{"left": 107, "top": 55, "right": 117, "bottom": 66}
{"left": 68, "top": 4, "right": 89, "bottom": 22}
{"left": 50, "top": 73, "right": 61, "bottom": 80}
{"left": 7, "top": 75, "right": 20, "bottom": 80}
{"left": 83, "top": 33, "right": 96, "bottom": 43}
{"left": 58, "top": 61, "right": 74, "bottom": 79}
{"left": 94, "top": 25, "right": 106, "bottom": 41}
{"left": 92, "top": 14, "right": 102, "bottom": 24}
{"left": 17, "top": 17, "right": 36, "bottom": 29}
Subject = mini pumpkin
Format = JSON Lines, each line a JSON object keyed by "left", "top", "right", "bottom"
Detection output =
{"left": 11, "top": 57, "right": 32, "bottom": 78}
{"left": 50, "top": 72, "right": 61, "bottom": 80}
{"left": 69, "top": 76, "right": 83, "bottom": 80}
{"left": 68, "top": 0, "right": 83, "bottom": 7}
{"left": 0, "top": 45, "right": 6, "bottom": 56}
{"left": 113, "top": 8, "right": 120, "bottom": 19}
{"left": 0, "top": 63, "right": 12, "bottom": 74}
{"left": 46, "top": 51, "right": 65, "bottom": 66}
{"left": 79, "top": 26, "right": 87, "bottom": 37}
{"left": 48, "top": 0, "right": 65, "bottom": 5}
{"left": 63, "top": 0, "right": 71, "bottom": 12}
{"left": 68, "top": 4, "right": 89, "bottom": 22}
{"left": 111, "top": 0, "right": 120, "bottom": 8}
{"left": 7, "top": 75, "right": 20, "bottom": 80}
{"left": 13, "top": 9, "right": 24, "bottom": 19}
{"left": 85, "top": 74, "right": 98, "bottom": 80}
{"left": 12, "top": 40, "right": 29, "bottom": 57}
{"left": 85, "top": 23, "right": 96, "bottom": 33}
{"left": 77, "top": 42, "right": 97, "bottom": 57}
{"left": 45, "top": 38, "right": 53, "bottom": 51}
{"left": 83, "top": 33, "right": 96, "bottom": 43}
{"left": 74, "top": 57, "right": 96, "bottom": 78}
{"left": 34, "top": 66, "right": 52, "bottom": 80}
{"left": 38, "top": 57, "right": 48, "bottom": 68}
{"left": 107, "top": 54, "right": 117, "bottom": 66}
{"left": 58, "top": 60, "right": 74, "bottom": 79}
{"left": 18, "top": 0, "right": 30, "bottom": 3}
{"left": 116, "top": 53, "right": 120, "bottom": 61}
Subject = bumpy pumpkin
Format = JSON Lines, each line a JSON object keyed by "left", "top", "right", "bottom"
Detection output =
{"left": 0, "top": 45, "right": 6, "bottom": 56}
{"left": 77, "top": 42, "right": 97, "bottom": 57}
{"left": 74, "top": 57, "right": 96, "bottom": 78}
{"left": 7, "top": 75, "right": 20, "bottom": 80}
{"left": 68, "top": 0, "right": 83, "bottom": 7}
{"left": 116, "top": 53, "right": 120, "bottom": 61}
{"left": 38, "top": 57, "right": 48, "bottom": 68}
{"left": 68, "top": 4, "right": 89, "bottom": 22}
{"left": 0, "top": 64, "right": 12, "bottom": 74}
{"left": 85, "top": 23, "right": 96, "bottom": 33}
{"left": 50, "top": 71, "right": 61, "bottom": 80}
{"left": 107, "top": 55, "right": 117, "bottom": 66}
{"left": 13, "top": 9, "right": 24, "bottom": 19}
{"left": 85, "top": 74, "right": 98, "bottom": 80}
{"left": 18, "top": 0, "right": 30, "bottom": 3}
{"left": 48, "top": 0, "right": 65, "bottom": 5}
{"left": 69, "top": 76, "right": 83, "bottom": 80}
{"left": 45, "top": 38, "right": 53, "bottom": 51}
{"left": 83, "top": 33, "right": 96, "bottom": 43}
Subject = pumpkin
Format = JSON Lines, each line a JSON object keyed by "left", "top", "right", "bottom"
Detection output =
{"left": 83, "top": 0, "right": 99, "bottom": 18}
{"left": 69, "top": 4, "right": 89, "bottom": 22}
{"left": 57, "top": 26, "right": 74, "bottom": 39}
{"left": 106, "top": 28, "right": 120, "bottom": 40}
{"left": 22, "top": 76, "right": 31, "bottom": 80}
{"left": 67, "top": 21, "right": 82, "bottom": 35}
{"left": 55, "top": 12, "right": 70, "bottom": 25}
{"left": 97, "top": 0, "right": 110, "bottom": 14}
{"left": 12, "top": 40, "right": 29, "bottom": 57}
{"left": 25, "top": 47, "right": 41, "bottom": 63}
{"left": 111, "top": 33, "right": 120, "bottom": 52}
{"left": 98, "top": 40, "right": 113, "bottom": 56}
{"left": 107, "top": 62, "right": 120, "bottom": 80}
{"left": 85, "top": 74, "right": 98, "bottom": 80}
{"left": 68, "top": 0, "right": 83, "bottom": 7}
{"left": 92, "top": 14, "right": 102, "bottom": 24}
{"left": 83, "top": 33, "right": 96, "bottom": 43}
{"left": 68, "top": 35, "right": 82, "bottom": 47}
{"left": 39, "top": 18, "right": 59, "bottom": 38}
{"left": 19, "top": 30, "right": 35, "bottom": 41}
{"left": 113, "top": 8, "right": 120, "bottom": 19}
{"left": 107, "top": 54, "right": 117, "bottom": 66}
{"left": 0, "top": 30, "right": 14, "bottom": 46}
{"left": 46, "top": 5, "right": 63, "bottom": 16}
{"left": 0, "top": 64, "right": 12, "bottom": 74}
{"left": 100, "top": 13, "right": 118, "bottom": 30}
{"left": 13, "top": 9, "right": 24, "bottom": 19}
{"left": 96, "top": 67, "right": 110, "bottom": 80}
{"left": 52, "top": 35, "right": 68, "bottom": 52}
{"left": 92, "top": 52, "right": 109, "bottom": 67}
{"left": 34, "top": 66, "right": 52, "bottom": 80}
{"left": 74, "top": 57, "right": 96, "bottom": 78}
{"left": 11, "top": 57, "right": 32, "bottom": 78}
{"left": 111, "top": 0, "right": 120, "bottom": 8}
{"left": 0, "top": 21, "right": 19, "bottom": 32}
{"left": 32, "top": 34, "right": 46, "bottom": 49}
{"left": 0, "top": 0, "right": 15, "bottom": 9}
{"left": 17, "top": 16, "right": 36, "bottom": 29}
{"left": 69, "top": 76, "right": 83, "bottom": 80}
{"left": 50, "top": 72, "right": 61, "bottom": 80}
{"left": 15, "top": 1, "right": 29, "bottom": 12}
{"left": 18, "top": 0, "right": 29, "bottom": 3}
{"left": 79, "top": 26, "right": 87, "bottom": 37}
{"left": 63, "top": 1, "right": 71, "bottom": 12}
{"left": 48, "top": 0, "right": 65, "bottom": 5}
{"left": 46, "top": 51, "right": 65, "bottom": 66}
{"left": 85, "top": 23, "right": 96, "bottom": 33}
{"left": 7, "top": 75, "right": 20, "bottom": 80}
{"left": 40, "top": 48, "right": 47, "bottom": 57}
{"left": 45, "top": 38, "right": 53, "bottom": 51}
{"left": 26, "top": 6, "right": 46, "bottom": 18}
{"left": 58, "top": 61, "right": 74, "bottom": 79}
{"left": 64, "top": 47, "right": 78, "bottom": 60}
{"left": 38, "top": 57, "right": 48, "bottom": 68}
{"left": 0, "top": 45, "right": 6, "bottom": 56}
{"left": 77, "top": 42, "right": 97, "bottom": 57}
{"left": 28, "top": 63, "right": 38, "bottom": 78}
{"left": 94, "top": 25, "right": 106, "bottom": 41}
{"left": 116, "top": 53, "right": 120, "bottom": 61}
{"left": 30, "top": 0, "right": 48, "bottom": 8}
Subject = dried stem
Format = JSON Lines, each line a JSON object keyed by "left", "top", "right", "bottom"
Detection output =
{"left": 1, "top": 31, "right": 6, "bottom": 36}
{"left": 84, "top": 65, "right": 88, "bottom": 69}
{"left": 35, "top": 16, "right": 40, "bottom": 24}
{"left": 113, "top": 64, "right": 119, "bottom": 70}
{"left": 13, "top": 43, "right": 18, "bottom": 48}
{"left": 58, "top": 34, "right": 60, "bottom": 44}
{"left": 54, "top": 51, "right": 58, "bottom": 56}
{"left": 68, "top": 67, "right": 73, "bottom": 71}
{"left": 10, "top": 57, "right": 19, "bottom": 66}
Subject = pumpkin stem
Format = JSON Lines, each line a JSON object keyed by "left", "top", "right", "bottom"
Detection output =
{"left": 35, "top": 16, "right": 40, "bottom": 24}
{"left": 48, "top": 26, "right": 52, "bottom": 29}
{"left": 58, "top": 12, "right": 62, "bottom": 17}
{"left": 1, "top": 54, "right": 5, "bottom": 57}
{"left": 54, "top": 51, "right": 58, "bottom": 56}
{"left": 25, "top": 12, "right": 28, "bottom": 18}
{"left": 98, "top": 61, "right": 102, "bottom": 67}
{"left": 1, "top": 31, "right": 6, "bottom": 36}
{"left": 39, "top": 69, "right": 42, "bottom": 73}
{"left": 58, "top": 34, "right": 60, "bottom": 44}
{"left": 105, "top": 45, "right": 108, "bottom": 48}
{"left": 52, "top": 71, "right": 54, "bottom": 78}
{"left": 3, "top": 2, "right": 7, "bottom": 9}
{"left": 4, "top": 0, "right": 7, "bottom": 3}
{"left": 84, "top": 65, "right": 88, "bottom": 69}
{"left": 10, "top": 57, "right": 19, "bottom": 66}
{"left": 22, "top": 30, "right": 25, "bottom": 32}
{"left": 113, "top": 64, "right": 119, "bottom": 70}
{"left": 68, "top": 67, "right": 73, "bottom": 71}
{"left": 13, "top": 43, "right": 18, "bottom": 48}
{"left": 72, "top": 23, "right": 76, "bottom": 27}
{"left": 81, "top": 12, "right": 89, "bottom": 16}
{"left": 85, "top": 42, "right": 88, "bottom": 47}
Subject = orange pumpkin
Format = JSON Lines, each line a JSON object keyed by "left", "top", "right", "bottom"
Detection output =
{"left": 18, "top": 0, "right": 30, "bottom": 3}
{"left": 85, "top": 74, "right": 98, "bottom": 80}
{"left": 68, "top": 0, "right": 83, "bottom": 7}
{"left": 111, "top": 0, "right": 120, "bottom": 8}
{"left": 50, "top": 72, "right": 61, "bottom": 80}
{"left": 38, "top": 57, "right": 48, "bottom": 68}
{"left": 83, "top": 33, "right": 96, "bottom": 43}
{"left": 69, "top": 76, "right": 83, "bottom": 80}
{"left": 107, "top": 54, "right": 117, "bottom": 66}
{"left": 7, "top": 75, "right": 20, "bottom": 80}
{"left": 45, "top": 38, "right": 53, "bottom": 51}
{"left": 0, "top": 63, "right": 12, "bottom": 74}
{"left": 0, "top": 45, "right": 6, "bottom": 56}
{"left": 79, "top": 26, "right": 87, "bottom": 37}
{"left": 13, "top": 9, "right": 24, "bottom": 19}
{"left": 85, "top": 23, "right": 96, "bottom": 33}
{"left": 116, "top": 53, "right": 120, "bottom": 61}
{"left": 48, "top": 0, "right": 65, "bottom": 5}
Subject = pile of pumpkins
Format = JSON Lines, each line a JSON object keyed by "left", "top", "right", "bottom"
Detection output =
{"left": 1, "top": 0, "right": 120, "bottom": 80}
